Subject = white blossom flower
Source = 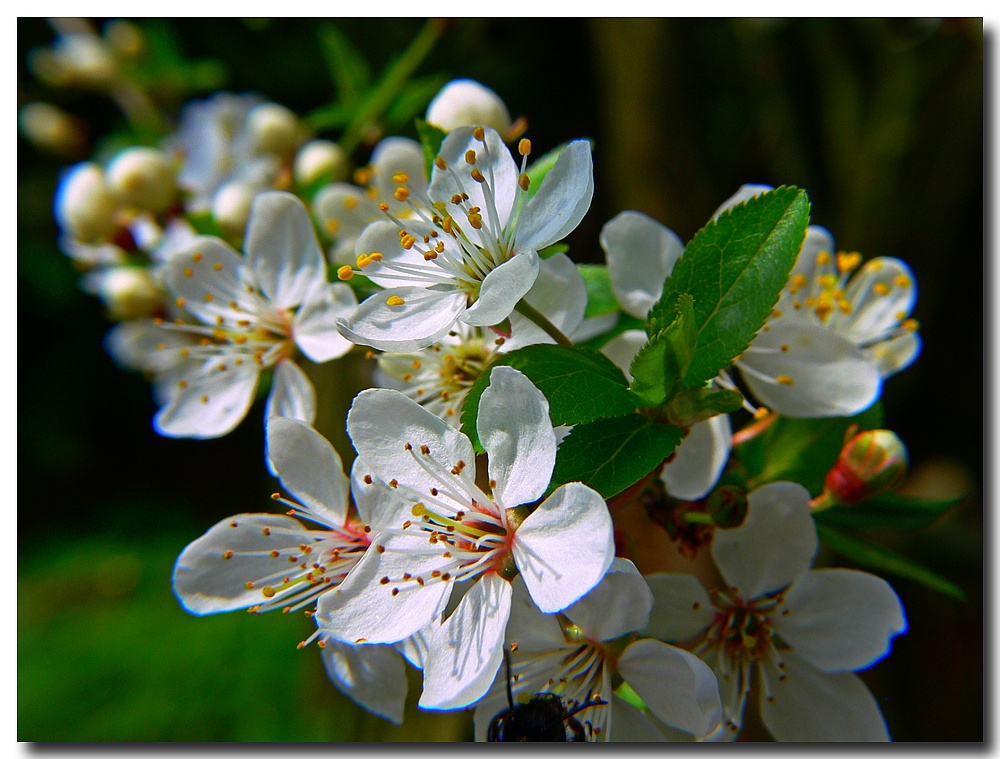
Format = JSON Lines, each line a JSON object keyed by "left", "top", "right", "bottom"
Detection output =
{"left": 172, "top": 416, "right": 407, "bottom": 723}
{"left": 425, "top": 78, "right": 512, "bottom": 135}
{"left": 711, "top": 185, "right": 920, "bottom": 417}
{"left": 153, "top": 191, "right": 356, "bottom": 438}
{"left": 644, "top": 481, "right": 907, "bottom": 741}
{"left": 317, "top": 366, "right": 614, "bottom": 709}
{"left": 335, "top": 126, "right": 594, "bottom": 352}
{"left": 472, "top": 559, "right": 723, "bottom": 742}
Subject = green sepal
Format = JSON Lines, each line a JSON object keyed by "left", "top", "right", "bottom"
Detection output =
{"left": 539, "top": 243, "right": 569, "bottom": 260}
{"left": 628, "top": 293, "right": 696, "bottom": 406}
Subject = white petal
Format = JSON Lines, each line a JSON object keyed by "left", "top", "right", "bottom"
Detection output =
{"left": 562, "top": 558, "right": 652, "bottom": 642}
{"left": 419, "top": 573, "right": 512, "bottom": 709}
{"left": 477, "top": 366, "right": 556, "bottom": 509}
{"left": 173, "top": 513, "right": 312, "bottom": 614}
{"left": 320, "top": 639, "right": 408, "bottom": 725}
{"left": 504, "top": 574, "right": 574, "bottom": 653}
{"left": 864, "top": 331, "right": 921, "bottom": 378}
{"left": 460, "top": 250, "right": 539, "bottom": 327}
{"left": 265, "top": 359, "right": 316, "bottom": 425}
{"left": 346, "top": 387, "right": 476, "bottom": 508}
{"left": 514, "top": 140, "right": 594, "bottom": 252}
{"left": 837, "top": 257, "right": 918, "bottom": 344}
{"left": 787, "top": 225, "right": 837, "bottom": 286}
{"left": 711, "top": 183, "right": 773, "bottom": 219}
{"left": 618, "top": 639, "right": 723, "bottom": 738}
{"left": 339, "top": 286, "right": 468, "bottom": 352}
{"left": 104, "top": 319, "right": 187, "bottom": 374}
{"left": 661, "top": 415, "right": 731, "bottom": 501}
{"left": 642, "top": 572, "right": 714, "bottom": 643}
{"left": 316, "top": 532, "right": 453, "bottom": 645}
{"left": 504, "top": 253, "right": 587, "bottom": 350}
{"left": 601, "top": 210, "right": 684, "bottom": 319}
{"left": 711, "top": 482, "right": 817, "bottom": 599}
{"left": 395, "top": 626, "right": 435, "bottom": 671}
{"left": 759, "top": 651, "right": 890, "bottom": 741}
{"left": 599, "top": 329, "right": 647, "bottom": 380}
{"left": 513, "top": 483, "right": 614, "bottom": 613}
{"left": 371, "top": 137, "right": 429, "bottom": 214}
{"left": 312, "top": 184, "right": 379, "bottom": 242}
{"left": 162, "top": 236, "right": 259, "bottom": 326}
{"left": 266, "top": 417, "right": 349, "bottom": 527}
{"left": 293, "top": 281, "right": 356, "bottom": 362}
{"left": 245, "top": 191, "right": 325, "bottom": 309}
{"left": 430, "top": 126, "right": 518, "bottom": 228}
{"left": 154, "top": 362, "right": 259, "bottom": 439}
{"left": 738, "top": 320, "right": 882, "bottom": 418}
{"left": 776, "top": 569, "right": 907, "bottom": 672}
{"left": 353, "top": 219, "right": 434, "bottom": 289}
{"left": 608, "top": 695, "right": 669, "bottom": 742}
{"left": 349, "top": 456, "right": 407, "bottom": 533}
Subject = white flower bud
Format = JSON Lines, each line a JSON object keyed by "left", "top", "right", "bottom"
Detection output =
{"left": 93, "top": 266, "right": 164, "bottom": 320}
{"left": 212, "top": 181, "right": 257, "bottom": 237}
{"left": 18, "top": 102, "right": 85, "bottom": 155}
{"left": 245, "top": 103, "right": 302, "bottom": 157}
{"left": 50, "top": 34, "right": 118, "bottom": 89}
{"left": 425, "top": 79, "right": 511, "bottom": 134}
{"left": 54, "top": 162, "right": 119, "bottom": 242}
{"left": 103, "top": 20, "right": 144, "bottom": 58}
{"left": 293, "top": 139, "right": 348, "bottom": 186}
{"left": 105, "top": 147, "right": 177, "bottom": 214}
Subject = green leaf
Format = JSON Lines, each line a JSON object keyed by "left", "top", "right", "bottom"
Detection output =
{"left": 816, "top": 492, "right": 962, "bottom": 532}
{"left": 576, "top": 313, "right": 646, "bottom": 351}
{"left": 577, "top": 264, "right": 619, "bottom": 318}
{"left": 629, "top": 293, "right": 696, "bottom": 406}
{"left": 415, "top": 119, "right": 448, "bottom": 179}
{"left": 742, "top": 404, "right": 883, "bottom": 495}
{"left": 817, "top": 525, "right": 966, "bottom": 600}
{"left": 549, "top": 414, "right": 683, "bottom": 499}
{"left": 460, "top": 344, "right": 639, "bottom": 453}
{"left": 318, "top": 24, "right": 373, "bottom": 107}
{"left": 648, "top": 186, "right": 810, "bottom": 386}
{"left": 662, "top": 386, "right": 744, "bottom": 427}
{"left": 304, "top": 102, "right": 353, "bottom": 132}
{"left": 383, "top": 75, "right": 448, "bottom": 133}
{"left": 539, "top": 243, "right": 569, "bottom": 260}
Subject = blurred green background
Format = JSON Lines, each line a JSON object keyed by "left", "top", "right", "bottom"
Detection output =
{"left": 18, "top": 18, "right": 983, "bottom": 741}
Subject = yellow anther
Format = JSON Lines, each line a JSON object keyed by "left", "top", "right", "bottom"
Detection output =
{"left": 518, "top": 138, "right": 531, "bottom": 156}
{"left": 222, "top": 551, "right": 233, "bottom": 560}
{"left": 183, "top": 268, "right": 193, "bottom": 277}
{"left": 816, "top": 251, "right": 832, "bottom": 266}
{"left": 213, "top": 262, "right": 223, "bottom": 271}
{"left": 837, "top": 298, "right": 853, "bottom": 314}
{"left": 192, "top": 252, "right": 202, "bottom": 263}
{"left": 518, "top": 173, "right": 530, "bottom": 191}
{"left": 776, "top": 375, "right": 795, "bottom": 386}
{"left": 400, "top": 235, "right": 416, "bottom": 250}
{"left": 178, "top": 380, "right": 188, "bottom": 389}
{"left": 204, "top": 293, "right": 214, "bottom": 302}
{"left": 873, "top": 282, "right": 890, "bottom": 296}
{"left": 176, "top": 297, "right": 186, "bottom": 308}
{"left": 815, "top": 301, "right": 834, "bottom": 320}
{"left": 837, "top": 252, "right": 862, "bottom": 273}
{"left": 791, "top": 274, "right": 808, "bottom": 289}
{"left": 792, "top": 300, "right": 802, "bottom": 310}
{"left": 262, "top": 586, "right": 276, "bottom": 598}
{"left": 451, "top": 194, "right": 464, "bottom": 205}
{"left": 394, "top": 186, "right": 410, "bottom": 202}
{"left": 200, "top": 395, "right": 209, "bottom": 403}
{"left": 818, "top": 274, "right": 838, "bottom": 289}
{"left": 323, "top": 218, "right": 340, "bottom": 235}
{"left": 435, "top": 156, "right": 447, "bottom": 171}
{"left": 901, "top": 318, "right": 919, "bottom": 331}
{"left": 754, "top": 407, "right": 770, "bottom": 420}
{"left": 402, "top": 372, "right": 412, "bottom": 382}
{"left": 413, "top": 359, "right": 422, "bottom": 369}
{"left": 442, "top": 216, "right": 454, "bottom": 234}
{"left": 780, "top": 344, "right": 789, "bottom": 353}
{"left": 356, "top": 253, "right": 372, "bottom": 268}
{"left": 423, "top": 250, "right": 438, "bottom": 260}
{"left": 471, "top": 168, "right": 486, "bottom": 183}
{"left": 368, "top": 252, "right": 383, "bottom": 262}
{"left": 387, "top": 295, "right": 406, "bottom": 306}
{"left": 894, "top": 274, "right": 910, "bottom": 289}
{"left": 354, "top": 168, "right": 372, "bottom": 186}
{"left": 411, "top": 503, "right": 427, "bottom": 517}
{"left": 392, "top": 172, "right": 409, "bottom": 184}
{"left": 473, "top": 126, "right": 486, "bottom": 141}
{"left": 377, "top": 202, "right": 389, "bottom": 213}
{"left": 465, "top": 149, "right": 477, "bottom": 165}
{"left": 337, "top": 265, "right": 354, "bottom": 281}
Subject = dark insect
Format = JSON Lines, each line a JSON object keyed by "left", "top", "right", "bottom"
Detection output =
{"left": 486, "top": 648, "right": 607, "bottom": 742}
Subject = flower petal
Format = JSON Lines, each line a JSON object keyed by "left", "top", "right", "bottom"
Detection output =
{"left": 173, "top": 513, "right": 312, "bottom": 614}
{"left": 617, "top": 638, "right": 723, "bottom": 739}
{"left": 477, "top": 366, "right": 556, "bottom": 509}
{"left": 562, "top": 558, "right": 652, "bottom": 642}
{"left": 353, "top": 219, "right": 434, "bottom": 289}
{"left": 864, "top": 331, "right": 921, "bottom": 378}
{"left": 608, "top": 695, "right": 670, "bottom": 742}
{"left": 515, "top": 140, "right": 594, "bottom": 252}
{"left": 738, "top": 320, "right": 881, "bottom": 418}
{"left": 661, "top": 415, "right": 732, "bottom": 501}
{"left": 504, "top": 574, "right": 573, "bottom": 653}
{"left": 504, "top": 253, "right": 587, "bottom": 349}
{"left": 162, "top": 236, "right": 259, "bottom": 326}
{"left": 154, "top": 361, "right": 259, "bottom": 439}
{"left": 293, "top": 281, "right": 357, "bottom": 362}
{"left": 711, "top": 482, "right": 817, "bottom": 598}
{"left": 266, "top": 416, "right": 349, "bottom": 527}
{"left": 245, "top": 191, "right": 325, "bottom": 309}
{"left": 642, "top": 572, "right": 714, "bottom": 643}
{"left": 601, "top": 210, "right": 684, "bottom": 319}
{"left": 320, "top": 638, "right": 408, "bottom": 725}
{"left": 711, "top": 183, "right": 773, "bottom": 219}
{"left": 265, "top": 359, "right": 316, "bottom": 425}
{"left": 371, "top": 137, "right": 429, "bottom": 214}
{"left": 312, "top": 184, "right": 380, "bottom": 245}
{"left": 419, "top": 572, "right": 512, "bottom": 709}
{"left": 514, "top": 483, "right": 614, "bottom": 614}
{"left": 776, "top": 568, "right": 907, "bottom": 672}
{"left": 338, "top": 286, "right": 468, "bottom": 352}
{"left": 759, "top": 651, "right": 890, "bottom": 741}
{"left": 430, "top": 126, "right": 518, "bottom": 228}
{"left": 837, "top": 257, "right": 918, "bottom": 345}
{"left": 460, "top": 249, "right": 539, "bottom": 327}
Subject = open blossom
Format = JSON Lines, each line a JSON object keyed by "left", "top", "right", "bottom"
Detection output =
{"left": 644, "top": 481, "right": 907, "bottom": 741}
{"left": 472, "top": 559, "right": 723, "bottom": 742}
{"left": 317, "top": 367, "right": 614, "bottom": 709}
{"left": 172, "top": 416, "right": 407, "bottom": 723}
{"left": 335, "top": 126, "right": 594, "bottom": 352}
{"left": 153, "top": 191, "right": 356, "bottom": 438}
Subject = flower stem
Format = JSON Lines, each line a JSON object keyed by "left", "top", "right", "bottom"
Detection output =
{"left": 513, "top": 299, "right": 573, "bottom": 346}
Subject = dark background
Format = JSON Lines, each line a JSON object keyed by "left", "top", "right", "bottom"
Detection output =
{"left": 18, "top": 18, "right": 984, "bottom": 741}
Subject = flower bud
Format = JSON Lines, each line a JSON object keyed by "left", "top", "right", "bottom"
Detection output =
{"left": 106, "top": 147, "right": 177, "bottom": 214}
{"left": 822, "top": 429, "right": 909, "bottom": 506}
{"left": 103, "top": 20, "right": 144, "bottom": 58}
{"left": 212, "top": 181, "right": 257, "bottom": 237}
{"left": 294, "top": 139, "right": 348, "bottom": 186}
{"left": 91, "top": 266, "right": 164, "bottom": 320}
{"left": 31, "top": 34, "right": 118, "bottom": 89}
{"left": 54, "top": 162, "right": 119, "bottom": 242}
{"left": 18, "top": 102, "right": 86, "bottom": 156}
{"left": 425, "top": 79, "right": 511, "bottom": 134}
{"left": 245, "top": 103, "right": 303, "bottom": 158}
